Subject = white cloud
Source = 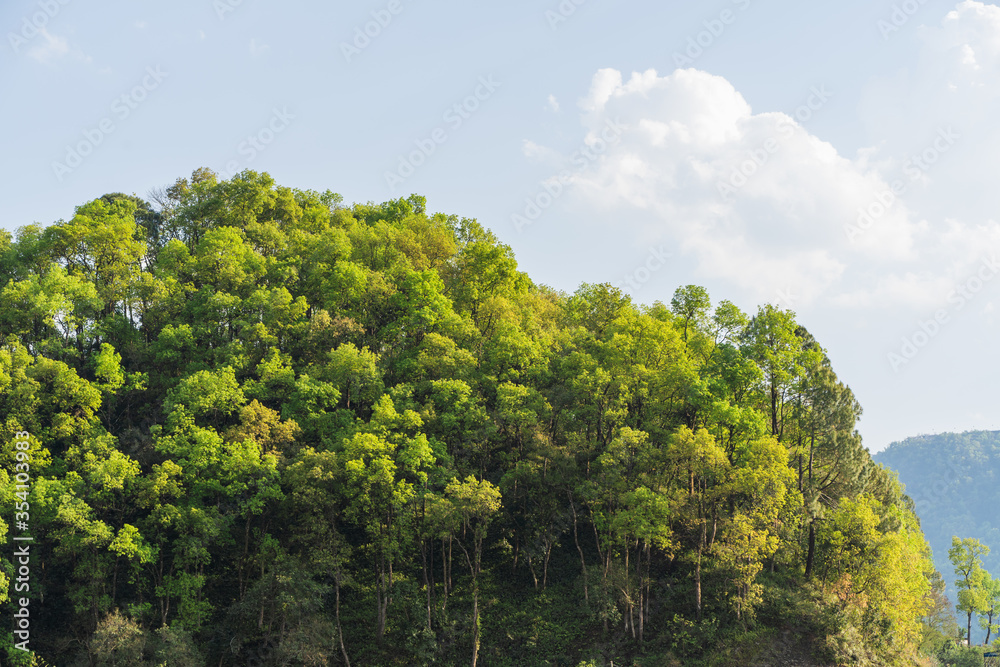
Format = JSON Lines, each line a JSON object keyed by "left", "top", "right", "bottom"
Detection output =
{"left": 521, "top": 139, "right": 559, "bottom": 162}
{"left": 26, "top": 28, "right": 93, "bottom": 64}
{"left": 547, "top": 94, "right": 560, "bottom": 112}
{"left": 859, "top": 1, "right": 1000, "bottom": 219}
{"left": 843, "top": 0, "right": 1000, "bottom": 308}
{"left": 27, "top": 29, "right": 69, "bottom": 63}
{"left": 537, "top": 67, "right": 922, "bottom": 303}
{"left": 517, "top": 2, "right": 1000, "bottom": 323}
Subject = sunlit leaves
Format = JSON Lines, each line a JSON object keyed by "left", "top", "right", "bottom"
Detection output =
{"left": 166, "top": 366, "right": 245, "bottom": 427}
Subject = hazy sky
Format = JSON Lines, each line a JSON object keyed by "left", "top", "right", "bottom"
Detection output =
{"left": 3, "top": 0, "right": 999, "bottom": 452}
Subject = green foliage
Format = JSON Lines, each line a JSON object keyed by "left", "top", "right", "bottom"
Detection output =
{"left": 0, "top": 169, "right": 943, "bottom": 666}
{"left": 876, "top": 430, "right": 1000, "bottom": 644}
{"left": 936, "top": 642, "right": 986, "bottom": 667}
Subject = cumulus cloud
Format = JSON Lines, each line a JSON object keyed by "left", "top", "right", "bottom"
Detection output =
{"left": 524, "top": 2, "right": 1000, "bottom": 313}
{"left": 507, "top": 1, "right": 1000, "bottom": 449}
{"left": 536, "top": 67, "right": 922, "bottom": 303}
{"left": 846, "top": 0, "right": 1000, "bottom": 308}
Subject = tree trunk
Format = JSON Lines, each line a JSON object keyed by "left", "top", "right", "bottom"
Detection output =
{"left": 625, "top": 543, "right": 633, "bottom": 637}
{"left": 457, "top": 538, "right": 483, "bottom": 667}
{"left": 421, "top": 539, "right": 432, "bottom": 631}
{"left": 335, "top": 569, "right": 351, "bottom": 667}
{"left": 770, "top": 380, "right": 779, "bottom": 436}
{"left": 636, "top": 540, "right": 643, "bottom": 642}
{"left": 570, "top": 498, "right": 588, "bottom": 602}
{"left": 695, "top": 498, "right": 707, "bottom": 620}
{"left": 543, "top": 539, "right": 552, "bottom": 589}
{"left": 527, "top": 553, "right": 539, "bottom": 589}
{"left": 805, "top": 520, "right": 816, "bottom": 579}
{"left": 376, "top": 549, "right": 387, "bottom": 641}
{"left": 695, "top": 549, "right": 703, "bottom": 621}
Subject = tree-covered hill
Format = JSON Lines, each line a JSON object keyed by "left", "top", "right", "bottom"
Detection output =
{"left": 875, "top": 430, "right": 1000, "bottom": 642}
{"left": 0, "top": 169, "right": 950, "bottom": 665}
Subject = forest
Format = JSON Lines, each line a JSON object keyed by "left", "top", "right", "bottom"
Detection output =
{"left": 876, "top": 430, "right": 1000, "bottom": 646}
{"left": 0, "top": 169, "right": 954, "bottom": 665}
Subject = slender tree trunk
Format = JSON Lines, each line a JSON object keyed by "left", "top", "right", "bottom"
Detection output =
{"left": 695, "top": 548, "right": 703, "bottom": 621}
{"left": 638, "top": 558, "right": 644, "bottom": 642}
{"left": 771, "top": 380, "right": 779, "bottom": 436}
{"left": 695, "top": 498, "right": 706, "bottom": 620}
{"left": 471, "top": 549, "right": 482, "bottom": 667}
{"left": 239, "top": 517, "right": 252, "bottom": 600}
{"left": 457, "top": 539, "right": 483, "bottom": 667}
{"left": 376, "top": 547, "right": 387, "bottom": 641}
{"left": 805, "top": 521, "right": 816, "bottom": 579}
{"left": 512, "top": 531, "right": 520, "bottom": 573}
{"left": 570, "top": 498, "right": 588, "bottom": 602}
{"left": 421, "top": 539, "right": 432, "bottom": 631}
{"left": 543, "top": 539, "right": 552, "bottom": 589}
{"left": 335, "top": 568, "right": 351, "bottom": 667}
{"left": 709, "top": 509, "right": 718, "bottom": 549}
{"left": 625, "top": 543, "right": 633, "bottom": 637}
{"left": 527, "top": 553, "right": 539, "bottom": 589}
{"left": 797, "top": 452, "right": 803, "bottom": 492}
{"left": 643, "top": 542, "right": 651, "bottom": 642}
{"left": 441, "top": 538, "right": 449, "bottom": 615}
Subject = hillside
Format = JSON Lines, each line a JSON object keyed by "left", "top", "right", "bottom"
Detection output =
{"left": 875, "top": 430, "right": 1000, "bottom": 642}
{"left": 0, "top": 169, "right": 947, "bottom": 666}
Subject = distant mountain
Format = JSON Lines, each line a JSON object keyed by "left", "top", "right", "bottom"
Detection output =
{"left": 875, "top": 430, "right": 1000, "bottom": 642}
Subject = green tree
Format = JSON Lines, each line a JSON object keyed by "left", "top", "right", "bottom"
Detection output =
{"left": 949, "top": 537, "right": 991, "bottom": 644}
{"left": 436, "top": 476, "right": 501, "bottom": 667}
{"left": 979, "top": 571, "right": 1000, "bottom": 645}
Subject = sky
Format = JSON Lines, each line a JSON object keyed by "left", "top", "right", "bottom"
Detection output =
{"left": 2, "top": 0, "right": 1000, "bottom": 453}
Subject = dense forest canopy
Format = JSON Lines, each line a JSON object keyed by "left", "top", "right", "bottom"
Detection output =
{"left": 0, "top": 169, "right": 952, "bottom": 665}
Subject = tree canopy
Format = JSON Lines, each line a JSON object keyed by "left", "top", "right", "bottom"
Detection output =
{"left": 0, "top": 170, "right": 946, "bottom": 666}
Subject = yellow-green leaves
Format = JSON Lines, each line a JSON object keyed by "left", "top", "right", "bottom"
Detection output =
{"left": 109, "top": 524, "right": 154, "bottom": 564}
{"left": 166, "top": 366, "right": 245, "bottom": 427}
{"left": 444, "top": 475, "right": 502, "bottom": 533}
{"left": 92, "top": 343, "right": 125, "bottom": 394}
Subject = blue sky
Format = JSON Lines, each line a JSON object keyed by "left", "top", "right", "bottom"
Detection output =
{"left": 3, "top": 0, "right": 1000, "bottom": 452}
